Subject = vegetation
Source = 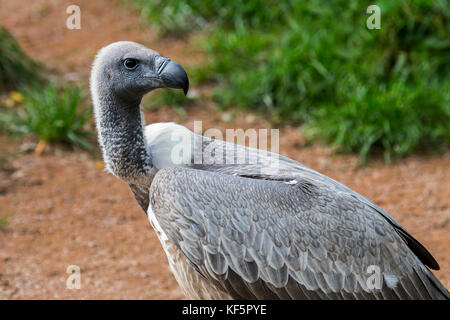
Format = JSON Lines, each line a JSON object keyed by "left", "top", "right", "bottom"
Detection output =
{"left": 0, "top": 217, "right": 8, "bottom": 229}
{"left": 0, "top": 26, "right": 40, "bottom": 91}
{"left": 133, "top": 0, "right": 450, "bottom": 161}
{"left": 15, "top": 84, "right": 92, "bottom": 148}
{"left": 1, "top": 84, "right": 92, "bottom": 149}
{"left": 0, "top": 27, "right": 92, "bottom": 149}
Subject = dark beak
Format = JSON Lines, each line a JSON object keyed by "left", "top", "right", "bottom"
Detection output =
{"left": 156, "top": 57, "right": 189, "bottom": 95}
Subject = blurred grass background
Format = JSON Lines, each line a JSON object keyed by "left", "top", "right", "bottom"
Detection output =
{"left": 0, "top": 26, "right": 91, "bottom": 149}
{"left": 132, "top": 0, "right": 450, "bottom": 162}
{"left": 1, "top": 1, "right": 449, "bottom": 162}
{"left": 0, "top": 27, "right": 41, "bottom": 91}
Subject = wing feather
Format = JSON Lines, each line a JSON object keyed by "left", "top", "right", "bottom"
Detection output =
{"left": 193, "top": 135, "right": 440, "bottom": 270}
{"left": 148, "top": 166, "right": 448, "bottom": 299}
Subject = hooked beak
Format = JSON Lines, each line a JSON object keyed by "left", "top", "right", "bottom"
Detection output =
{"left": 156, "top": 56, "right": 189, "bottom": 95}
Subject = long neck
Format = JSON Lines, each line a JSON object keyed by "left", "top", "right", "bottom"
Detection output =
{"left": 93, "top": 88, "right": 153, "bottom": 186}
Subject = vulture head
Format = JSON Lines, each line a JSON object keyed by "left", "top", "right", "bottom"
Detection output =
{"left": 90, "top": 41, "right": 189, "bottom": 185}
{"left": 90, "top": 41, "right": 189, "bottom": 104}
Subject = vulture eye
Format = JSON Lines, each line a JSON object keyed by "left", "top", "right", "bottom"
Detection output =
{"left": 124, "top": 58, "right": 138, "bottom": 70}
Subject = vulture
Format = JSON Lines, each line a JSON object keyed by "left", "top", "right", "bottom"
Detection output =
{"left": 90, "top": 41, "right": 449, "bottom": 300}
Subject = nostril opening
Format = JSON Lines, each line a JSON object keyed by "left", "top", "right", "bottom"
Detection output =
{"left": 155, "top": 56, "right": 170, "bottom": 74}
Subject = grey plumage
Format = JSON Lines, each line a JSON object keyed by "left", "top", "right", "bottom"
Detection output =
{"left": 91, "top": 41, "right": 449, "bottom": 300}
{"left": 149, "top": 166, "right": 448, "bottom": 299}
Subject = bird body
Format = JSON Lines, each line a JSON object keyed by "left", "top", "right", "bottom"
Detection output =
{"left": 90, "top": 41, "right": 449, "bottom": 300}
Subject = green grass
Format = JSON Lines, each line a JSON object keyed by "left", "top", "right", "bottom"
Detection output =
{"left": 13, "top": 84, "right": 92, "bottom": 149}
{"left": 0, "top": 26, "right": 40, "bottom": 91}
{"left": 131, "top": 0, "right": 289, "bottom": 36}
{"left": 132, "top": 0, "right": 450, "bottom": 162}
{"left": 0, "top": 217, "right": 8, "bottom": 229}
{"left": 0, "top": 107, "right": 15, "bottom": 134}
{"left": 305, "top": 80, "right": 450, "bottom": 163}
{"left": 0, "top": 27, "right": 94, "bottom": 149}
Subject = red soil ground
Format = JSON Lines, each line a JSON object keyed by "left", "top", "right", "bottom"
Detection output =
{"left": 0, "top": 0, "right": 448, "bottom": 299}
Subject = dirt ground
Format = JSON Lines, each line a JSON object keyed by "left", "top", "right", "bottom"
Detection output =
{"left": 0, "top": 0, "right": 448, "bottom": 299}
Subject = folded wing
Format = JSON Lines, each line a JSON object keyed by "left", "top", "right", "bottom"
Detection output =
{"left": 148, "top": 166, "right": 448, "bottom": 299}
